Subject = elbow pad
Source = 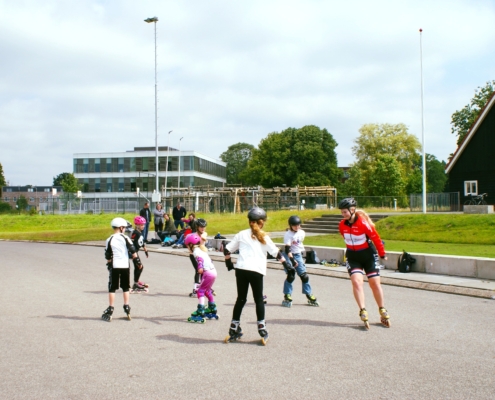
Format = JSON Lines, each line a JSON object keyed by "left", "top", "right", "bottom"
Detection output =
{"left": 223, "top": 241, "right": 231, "bottom": 256}
{"left": 225, "top": 258, "right": 234, "bottom": 271}
{"left": 285, "top": 246, "right": 291, "bottom": 254}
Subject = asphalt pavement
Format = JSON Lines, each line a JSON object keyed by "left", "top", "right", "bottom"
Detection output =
{"left": 1, "top": 241, "right": 495, "bottom": 399}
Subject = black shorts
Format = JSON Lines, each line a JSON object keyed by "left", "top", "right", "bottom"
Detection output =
{"left": 108, "top": 267, "right": 131, "bottom": 292}
{"left": 345, "top": 247, "right": 380, "bottom": 278}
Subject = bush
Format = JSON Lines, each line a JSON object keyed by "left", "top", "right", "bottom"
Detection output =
{"left": 0, "top": 201, "right": 12, "bottom": 213}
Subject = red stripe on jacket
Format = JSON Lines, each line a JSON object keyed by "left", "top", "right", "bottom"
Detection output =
{"left": 338, "top": 215, "right": 385, "bottom": 257}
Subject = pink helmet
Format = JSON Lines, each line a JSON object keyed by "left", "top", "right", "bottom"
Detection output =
{"left": 185, "top": 233, "right": 201, "bottom": 246}
{"left": 134, "top": 216, "right": 146, "bottom": 225}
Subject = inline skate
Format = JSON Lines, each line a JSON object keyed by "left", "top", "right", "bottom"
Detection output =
{"left": 258, "top": 320, "right": 269, "bottom": 346}
{"left": 306, "top": 294, "right": 319, "bottom": 307}
{"left": 204, "top": 302, "right": 219, "bottom": 320}
{"left": 188, "top": 304, "right": 206, "bottom": 323}
{"left": 101, "top": 306, "right": 114, "bottom": 322}
{"left": 123, "top": 304, "right": 131, "bottom": 321}
{"left": 130, "top": 282, "right": 148, "bottom": 294}
{"left": 282, "top": 294, "right": 292, "bottom": 308}
{"left": 360, "top": 308, "right": 369, "bottom": 330}
{"left": 379, "top": 307, "right": 391, "bottom": 327}
{"left": 224, "top": 320, "right": 243, "bottom": 343}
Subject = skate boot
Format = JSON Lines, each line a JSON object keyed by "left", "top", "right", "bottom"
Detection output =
{"left": 204, "top": 302, "right": 219, "bottom": 320}
{"left": 224, "top": 320, "right": 243, "bottom": 343}
{"left": 282, "top": 294, "right": 292, "bottom": 308}
{"left": 360, "top": 308, "right": 369, "bottom": 330}
{"left": 130, "top": 282, "right": 148, "bottom": 294}
{"left": 123, "top": 304, "right": 131, "bottom": 321}
{"left": 101, "top": 306, "right": 114, "bottom": 322}
{"left": 188, "top": 304, "right": 206, "bottom": 323}
{"left": 306, "top": 294, "right": 319, "bottom": 307}
{"left": 138, "top": 281, "right": 149, "bottom": 288}
{"left": 379, "top": 307, "right": 391, "bottom": 328}
{"left": 258, "top": 320, "right": 269, "bottom": 346}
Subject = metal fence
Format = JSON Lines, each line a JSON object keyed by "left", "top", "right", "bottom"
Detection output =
{"left": 21, "top": 189, "right": 461, "bottom": 215}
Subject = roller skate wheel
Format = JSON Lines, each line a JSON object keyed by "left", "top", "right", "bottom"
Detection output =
{"left": 224, "top": 336, "right": 231, "bottom": 343}
{"left": 261, "top": 337, "right": 268, "bottom": 346}
{"left": 364, "top": 321, "right": 370, "bottom": 330}
{"left": 381, "top": 318, "right": 391, "bottom": 328}
{"left": 189, "top": 293, "right": 194, "bottom": 297}
{"left": 126, "top": 314, "right": 131, "bottom": 321}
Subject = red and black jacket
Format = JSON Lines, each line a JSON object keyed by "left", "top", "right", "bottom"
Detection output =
{"left": 338, "top": 215, "right": 385, "bottom": 257}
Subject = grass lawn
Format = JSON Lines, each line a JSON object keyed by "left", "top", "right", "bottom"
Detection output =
{"left": 1, "top": 211, "right": 495, "bottom": 258}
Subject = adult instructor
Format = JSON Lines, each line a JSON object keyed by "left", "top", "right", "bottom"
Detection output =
{"left": 139, "top": 202, "right": 152, "bottom": 243}
{"left": 172, "top": 202, "right": 187, "bottom": 229}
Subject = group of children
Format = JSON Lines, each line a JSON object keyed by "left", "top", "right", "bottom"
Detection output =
{"left": 102, "top": 198, "right": 390, "bottom": 342}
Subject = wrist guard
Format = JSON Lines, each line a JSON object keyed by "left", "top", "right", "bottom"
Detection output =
{"left": 289, "top": 257, "right": 296, "bottom": 266}
{"left": 145, "top": 250, "right": 149, "bottom": 258}
{"left": 106, "top": 261, "right": 112, "bottom": 271}
{"left": 223, "top": 241, "right": 231, "bottom": 256}
{"left": 225, "top": 258, "right": 234, "bottom": 271}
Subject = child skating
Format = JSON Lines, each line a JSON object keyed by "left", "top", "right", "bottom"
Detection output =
{"left": 130, "top": 216, "right": 149, "bottom": 293}
{"left": 223, "top": 207, "right": 291, "bottom": 345}
{"left": 338, "top": 198, "right": 390, "bottom": 329}
{"left": 102, "top": 217, "right": 142, "bottom": 322}
{"left": 185, "top": 233, "right": 218, "bottom": 323}
{"left": 282, "top": 215, "right": 319, "bottom": 308}
{"left": 188, "top": 218, "right": 208, "bottom": 297}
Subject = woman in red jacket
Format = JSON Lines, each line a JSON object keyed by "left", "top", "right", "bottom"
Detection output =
{"left": 338, "top": 198, "right": 390, "bottom": 329}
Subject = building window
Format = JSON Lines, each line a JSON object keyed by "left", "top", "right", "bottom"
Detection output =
{"left": 4, "top": 197, "right": 10, "bottom": 202}
{"left": 118, "top": 178, "right": 124, "bottom": 192}
{"left": 95, "top": 158, "right": 100, "bottom": 173}
{"left": 5, "top": 188, "right": 12, "bottom": 192}
{"left": 106, "top": 158, "right": 112, "bottom": 172}
{"left": 83, "top": 158, "right": 89, "bottom": 173}
{"left": 464, "top": 181, "right": 477, "bottom": 196}
{"left": 27, "top": 188, "right": 34, "bottom": 192}
{"left": 44, "top": 188, "right": 50, "bottom": 192}
{"left": 142, "top": 157, "right": 149, "bottom": 171}
{"left": 95, "top": 178, "right": 101, "bottom": 193}
{"left": 106, "top": 182, "right": 112, "bottom": 192}
{"left": 118, "top": 158, "right": 124, "bottom": 173}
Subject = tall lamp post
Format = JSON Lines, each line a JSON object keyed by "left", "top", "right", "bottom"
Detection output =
{"left": 164, "top": 130, "right": 172, "bottom": 201}
{"left": 144, "top": 16, "right": 159, "bottom": 196}
{"left": 178, "top": 137, "right": 183, "bottom": 192}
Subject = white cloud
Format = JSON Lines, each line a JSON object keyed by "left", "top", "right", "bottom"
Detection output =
{"left": 1, "top": 0, "right": 494, "bottom": 184}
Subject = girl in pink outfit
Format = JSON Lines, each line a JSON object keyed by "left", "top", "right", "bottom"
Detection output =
{"left": 185, "top": 233, "right": 218, "bottom": 322}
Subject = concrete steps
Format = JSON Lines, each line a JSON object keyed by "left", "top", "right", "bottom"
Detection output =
{"left": 301, "top": 214, "right": 389, "bottom": 235}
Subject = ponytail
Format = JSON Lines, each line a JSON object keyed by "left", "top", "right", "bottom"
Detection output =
{"left": 355, "top": 209, "right": 375, "bottom": 228}
{"left": 250, "top": 220, "right": 267, "bottom": 244}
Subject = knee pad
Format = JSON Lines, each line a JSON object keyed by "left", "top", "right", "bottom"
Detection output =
{"left": 287, "top": 269, "right": 296, "bottom": 283}
{"left": 299, "top": 272, "right": 309, "bottom": 283}
{"left": 197, "top": 289, "right": 206, "bottom": 298}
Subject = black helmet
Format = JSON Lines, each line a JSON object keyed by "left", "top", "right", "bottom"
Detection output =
{"left": 247, "top": 207, "right": 267, "bottom": 221}
{"left": 338, "top": 198, "right": 357, "bottom": 209}
{"left": 196, "top": 218, "right": 207, "bottom": 227}
{"left": 288, "top": 215, "right": 301, "bottom": 226}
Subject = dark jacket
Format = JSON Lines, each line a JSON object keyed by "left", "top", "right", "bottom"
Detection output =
{"left": 172, "top": 206, "right": 187, "bottom": 221}
{"left": 140, "top": 207, "right": 151, "bottom": 223}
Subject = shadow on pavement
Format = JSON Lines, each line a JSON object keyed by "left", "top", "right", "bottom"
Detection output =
{"left": 47, "top": 315, "right": 102, "bottom": 321}
{"left": 268, "top": 318, "right": 360, "bottom": 330}
{"left": 156, "top": 333, "right": 261, "bottom": 346}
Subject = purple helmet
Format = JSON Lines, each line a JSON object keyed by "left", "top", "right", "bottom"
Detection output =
{"left": 134, "top": 216, "right": 146, "bottom": 225}
{"left": 185, "top": 233, "right": 201, "bottom": 246}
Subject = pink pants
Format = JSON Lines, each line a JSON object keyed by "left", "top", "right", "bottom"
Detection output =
{"left": 197, "top": 269, "right": 217, "bottom": 303}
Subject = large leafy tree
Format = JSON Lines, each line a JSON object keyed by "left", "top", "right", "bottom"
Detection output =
{"left": 54, "top": 172, "right": 80, "bottom": 193}
{"left": 367, "top": 155, "right": 405, "bottom": 197}
{"left": 340, "top": 165, "right": 365, "bottom": 197}
{"left": 353, "top": 123, "right": 421, "bottom": 176}
{"left": 451, "top": 80, "right": 495, "bottom": 146}
{"left": 16, "top": 195, "right": 29, "bottom": 211}
{"left": 53, "top": 172, "right": 73, "bottom": 186}
{"left": 0, "top": 162, "right": 6, "bottom": 197}
{"left": 219, "top": 143, "right": 255, "bottom": 185}
{"left": 243, "top": 125, "right": 340, "bottom": 187}
{"left": 407, "top": 154, "right": 447, "bottom": 194}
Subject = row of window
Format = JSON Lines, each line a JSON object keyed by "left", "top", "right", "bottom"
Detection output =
{"left": 3, "top": 188, "right": 53, "bottom": 193}
{"left": 3, "top": 197, "right": 51, "bottom": 203}
{"left": 77, "top": 176, "right": 224, "bottom": 193}
{"left": 74, "top": 156, "right": 226, "bottom": 178}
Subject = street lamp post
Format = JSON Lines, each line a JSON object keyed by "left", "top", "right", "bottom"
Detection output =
{"left": 164, "top": 130, "right": 172, "bottom": 201}
{"left": 419, "top": 28, "right": 427, "bottom": 214}
{"left": 178, "top": 137, "right": 183, "bottom": 193}
{"left": 144, "top": 16, "right": 159, "bottom": 196}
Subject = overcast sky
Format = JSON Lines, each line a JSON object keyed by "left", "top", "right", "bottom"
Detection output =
{"left": 1, "top": 0, "right": 494, "bottom": 186}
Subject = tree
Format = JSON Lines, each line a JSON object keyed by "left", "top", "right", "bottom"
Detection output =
{"left": 0, "top": 201, "right": 11, "bottom": 213}
{"left": 0, "top": 162, "right": 6, "bottom": 197}
{"left": 367, "top": 155, "right": 405, "bottom": 197}
{"left": 407, "top": 154, "right": 447, "bottom": 194}
{"left": 219, "top": 143, "right": 255, "bottom": 185}
{"left": 340, "top": 165, "right": 365, "bottom": 197}
{"left": 54, "top": 172, "right": 80, "bottom": 193}
{"left": 451, "top": 81, "right": 495, "bottom": 146}
{"left": 353, "top": 123, "right": 421, "bottom": 176}
{"left": 53, "top": 172, "right": 73, "bottom": 186}
{"left": 16, "top": 195, "right": 28, "bottom": 211}
{"left": 243, "top": 125, "right": 341, "bottom": 187}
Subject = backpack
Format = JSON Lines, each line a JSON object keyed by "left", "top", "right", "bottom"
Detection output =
{"left": 305, "top": 250, "right": 320, "bottom": 264}
{"left": 397, "top": 251, "right": 416, "bottom": 273}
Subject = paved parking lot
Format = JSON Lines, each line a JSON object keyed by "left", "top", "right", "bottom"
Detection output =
{"left": 1, "top": 241, "right": 494, "bottom": 399}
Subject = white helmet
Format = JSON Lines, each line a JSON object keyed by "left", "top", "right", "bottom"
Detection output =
{"left": 111, "top": 217, "right": 128, "bottom": 228}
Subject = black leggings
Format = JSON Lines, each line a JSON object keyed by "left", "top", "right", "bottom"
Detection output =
{"left": 233, "top": 269, "right": 265, "bottom": 321}
{"left": 189, "top": 254, "right": 201, "bottom": 284}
